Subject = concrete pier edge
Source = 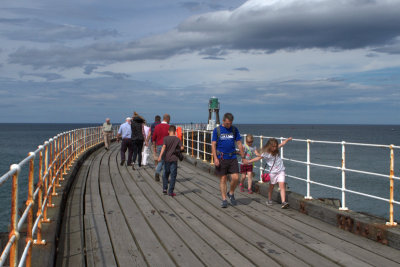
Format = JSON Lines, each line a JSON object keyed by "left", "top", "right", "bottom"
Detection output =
{"left": 183, "top": 155, "right": 400, "bottom": 250}
{"left": 31, "top": 141, "right": 107, "bottom": 267}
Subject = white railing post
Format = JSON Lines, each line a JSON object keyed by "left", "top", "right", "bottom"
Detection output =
{"left": 280, "top": 137, "right": 284, "bottom": 159}
{"left": 305, "top": 139, "right": 312, "bottom": 199}
{"left": 186, "top": 130, "right": 189, "bottom": 155}
{"left": 340, "top": 141, "right": 348, "bottom": 210}
{"left": 197, "top": 130, "right": 200, "bottom": 159}
{"left": 259, "top": 136, "right": 263, "bottom": 183}
{"left": 386, "top": 145, "right": 397, "bottom": 226}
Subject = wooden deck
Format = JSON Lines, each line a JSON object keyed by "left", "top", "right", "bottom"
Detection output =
{"left": 56, "top": 143, "right": 400, "bottom": 267}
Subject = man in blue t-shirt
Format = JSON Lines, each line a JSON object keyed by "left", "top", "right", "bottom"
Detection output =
{"left": 212, "top": 113, "right": 245, "bottom": 208}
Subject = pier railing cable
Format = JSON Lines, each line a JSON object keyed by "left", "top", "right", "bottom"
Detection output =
{"left": 179, "top": 125, "right": 399, "bottom": 227}
{"left": 0, "top": 126, "right": 118, "bottom": 267}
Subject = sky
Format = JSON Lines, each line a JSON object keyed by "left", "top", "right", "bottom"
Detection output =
{"left": 0, "top": 0, "right": 399, "bottom": 124}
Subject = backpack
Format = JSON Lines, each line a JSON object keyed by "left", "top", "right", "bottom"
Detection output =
{"left": 216, "top": 125, "right": 238, "bottom": 143}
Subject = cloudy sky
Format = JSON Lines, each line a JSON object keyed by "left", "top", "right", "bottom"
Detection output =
{"left": 0, "top": 0, "right": 399, "bottom": 124}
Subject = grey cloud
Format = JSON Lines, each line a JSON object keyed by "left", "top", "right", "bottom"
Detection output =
{"left": 1, "top": 18, "right": 118, "bottom": 43}
{"left": 84, "top": 64, "right": 101, "bottom": 75}
{"left": 8, "top": 0, "right": 400, "bottom": 69}
{"left": 233, "top": 67, "right": 249, "bottom": 71}
{"left": 202, "top": 56, "right": 225, "bottom": 60}
{"left": 20, "top": 72, "right": 64, "bottom": 81}
{"left": 95, "top": 71, "right": 130, "bottom": 80}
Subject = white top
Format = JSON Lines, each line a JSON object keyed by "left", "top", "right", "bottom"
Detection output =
{"left": 261, "top": 152, "right": 285, "bottom": 173}
{"left": 143, "top": 125, "right": 151, "bottom": 139}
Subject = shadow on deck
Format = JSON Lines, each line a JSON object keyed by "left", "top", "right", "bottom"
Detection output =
{"left": 55, "top": 143, "right": 400, "bottom": 267}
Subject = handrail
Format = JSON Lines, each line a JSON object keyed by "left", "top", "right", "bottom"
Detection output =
{"left": 0, "top": 126, "right": 118, "bottom": 267}
{"left": 178, "top": 125, "right": 399, "bottom": 227}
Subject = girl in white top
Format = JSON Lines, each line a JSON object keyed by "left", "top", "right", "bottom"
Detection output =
{"left": 245, "top": 137, "right": 292, "bottom": 209}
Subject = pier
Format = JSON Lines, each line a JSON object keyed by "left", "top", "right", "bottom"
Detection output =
{"left": 1, "top": 126, "right": 400, "bottom": 267}
{"left": 56, "top": 143, "right": 400, "bottom": 266}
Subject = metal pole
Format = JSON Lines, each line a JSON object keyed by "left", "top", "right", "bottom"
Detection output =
{"left": 339, "top": 141, "right": 348, "bottom": 210}
{"left": 197, "top": 130, "right": 200, "bottom": 159}
{"left": 259, "top": 136, "right": 263, "bottom": 182}
{"left": 43, "top": 142, "right": 51, "bottom": 221}
{"left": 26, "top": 152, "right": 35, "bottom": 267}
{"left": 305, "top": 140, "right": 312, "bottom": 199}
{"left": 9, "top": 164, "right": 20, "bottom": 267}
{"left": 186, "top": 130, "right": 189, "bottom": 155}
{"left": 35, "top": 146, "right": 46, "bottom": 244}
{"left": 191, "top": 131, "right": 194, "bottom": 157}
{"left": 203, "top": 131, "right": 207, "bottom": 162}
{"left": 386, "top": 145, "right": 397, "bottom": 226}
{"left": 280, "top": 137, "right": 284, "bottom": 159}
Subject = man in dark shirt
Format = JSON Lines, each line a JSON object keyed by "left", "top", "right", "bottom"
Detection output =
{"left": 158, "top": 125, "right": 183, "bottom": 196}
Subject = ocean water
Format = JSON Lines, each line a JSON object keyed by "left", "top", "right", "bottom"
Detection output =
{"left": 0, "top": 123, "right": 399, "bottom": 232}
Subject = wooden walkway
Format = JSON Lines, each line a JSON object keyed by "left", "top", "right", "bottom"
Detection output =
{"left": 56, "top": 143, "right": 400, "bottom": 267}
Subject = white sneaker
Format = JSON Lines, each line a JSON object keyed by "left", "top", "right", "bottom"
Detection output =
{"left": 266, "top": 200, "right": 273, "bottom": 206}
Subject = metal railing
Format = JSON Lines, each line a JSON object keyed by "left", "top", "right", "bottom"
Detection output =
{"left": 180, "top": 126, "right": 399, "bottom": 226}
{"left": 0, "top": 126, "right": 117, "bottom": 267}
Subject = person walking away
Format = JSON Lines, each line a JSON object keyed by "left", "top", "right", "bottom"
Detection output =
{"left": 152, "top": 114, "right": 170, "bottom": 181}
{"left": 151, "top": 115, "right": 161, "bottom": 164}
{"left": 239, "top": 134, "right": 260, "bottom": 194}
{"left": 211, "top": 113, "right": 245, "bottom": 208}
{"left": 142, "top": 121, "right": 151, "bottom": 166}
{"left": 244, "top": 137, "right": 292, "bottom": 209}
{"left": 117, "top": 117, "right": 133, "bottom": 166}
{"left": 102, "top": 118, "right": 113, "bottom": 150}
{"left": 157, "top": 125, "right": 183, "bottom": 196}
{"left": 131, "top": 112, "right": 145, "bottom": 170}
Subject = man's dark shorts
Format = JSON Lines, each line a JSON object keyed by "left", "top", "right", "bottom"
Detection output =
{"left": 215, "top": 158, "right": 239, "bottom": 176}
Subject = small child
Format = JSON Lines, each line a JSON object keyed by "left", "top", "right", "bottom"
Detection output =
{"left": 244, "top": 137, "right": 292, "bottom": 209}
{"left": 158, "top": 125, "right": 184, "bottom": 197}
{"left": 239, "top": 134, "right": 260, "bottom": 194}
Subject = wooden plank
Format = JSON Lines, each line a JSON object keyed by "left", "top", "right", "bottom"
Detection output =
{"left": 183, "top": 162, "right": 400, "bottom": 265}
{"left": 109, "top": 149, "right": 175, "bottom": 266}
{"left": 84, "top": 149, "right": 117, "bottom": 267}
{"left": 137, "top": 167, "right": 262, "bottom": 266}
{"left": 139, "top": 167, "right": 283, "bottom": 266}
{"left": 56, "top": 151, "right": 98, "bottom": 267}
{"left": 175, "top": 168, "right": 371, "bottom": 267}
{"left": 132, "top": 167, "right": 232, "bottom": 267}
{"left": 118, "top": 164, "right": 204, "bottom": 267}
{"left": 99, "top": 147, "right": 146, "bottom": 266}
{"left": 168, "top": 168, "right": 317, "bottom": 267}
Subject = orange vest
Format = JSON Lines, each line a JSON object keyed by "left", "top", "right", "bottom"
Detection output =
{"left": 176, "top": 127, "right": 183, "bottom": 141}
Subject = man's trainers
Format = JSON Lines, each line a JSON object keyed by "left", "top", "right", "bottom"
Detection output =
{"left": 227, "top": 192, "right": 237, "bottom": 206}
{"left": 221, "top": 200, "right": 228, "bottom": 208}
{"left": 155, "top": 173, "right": 160, "bottom": 181}
{"left": 120, "top": 160, "right": 125, "bottom": 166}
{"left": 163, "top": 190, "right": 167, "bottom": 195}
{"left": 131, "top": 163, "right": 135, "bottom": 170}
{"left": 266, "top": 200, "right": 273, "bottom": 206}
{"left": 168, "top": 193, "right": 176, "bottom": 197}
{"left": 281, "top": 202, "right": 289, "bottom": 209}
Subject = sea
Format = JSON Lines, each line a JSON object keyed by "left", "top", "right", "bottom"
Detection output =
{"left": 0, "top": 123, "right": 399, "bottom": 232}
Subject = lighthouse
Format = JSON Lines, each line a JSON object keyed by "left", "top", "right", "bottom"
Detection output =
{"left": 207, "top": 97, "right": 220, "bottom": 130}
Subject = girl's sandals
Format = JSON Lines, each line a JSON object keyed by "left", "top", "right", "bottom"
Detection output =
{"left": 248, "top": 189, "right": 253, "bottom": 194}
{"left": 239, "top": 183, "right": 245, "bottom": 192}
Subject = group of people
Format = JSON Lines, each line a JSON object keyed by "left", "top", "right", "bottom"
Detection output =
{"left": 102, "top": 111, "right": 292, "bottom": 208}
{"left": 103, "top": 113, "right": 183, "bottom": 196}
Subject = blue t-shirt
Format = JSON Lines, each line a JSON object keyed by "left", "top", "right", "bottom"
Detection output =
{"left": 212, "top": 125, "right": 241, "bottom": 159}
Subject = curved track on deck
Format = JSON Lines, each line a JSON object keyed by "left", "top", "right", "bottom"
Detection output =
{"left": 56, "top": 143, "right": 400, "bottom": 267}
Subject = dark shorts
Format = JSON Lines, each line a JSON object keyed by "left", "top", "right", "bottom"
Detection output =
{"left": 240, "top": 164, "right": 253, "bottom": 173}
{"left": 215, "top": 158, "right": 239, "bottom": 176}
